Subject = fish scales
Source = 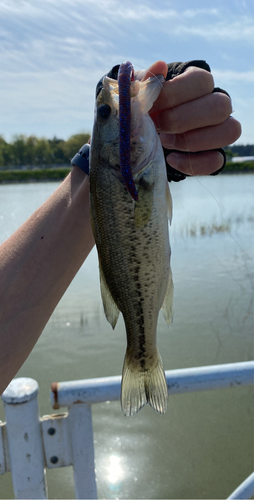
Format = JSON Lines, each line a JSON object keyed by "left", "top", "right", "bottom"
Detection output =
{"left": 90, "top": 67, "right": 173, "bottom": 416}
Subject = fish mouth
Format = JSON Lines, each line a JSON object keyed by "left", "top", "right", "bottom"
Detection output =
{"left": 118, "top": 61, "right": 139, "bottom": 202}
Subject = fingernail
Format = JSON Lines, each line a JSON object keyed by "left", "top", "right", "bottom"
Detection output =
{"left": 166, "top": 152, "right": 180, "bottom": 168}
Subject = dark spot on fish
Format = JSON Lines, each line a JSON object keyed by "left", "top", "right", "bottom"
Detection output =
{"left": 139, "top": 176, "right": 154, "bottom": 191}
{"left": 140, "top": 358, "right": 145, "bottom": 369}
{"left": 132, "top": 264, "right": 148, "bottom": 369}
{"left": 109, "top": 163, "right": 121, "bottom": 172}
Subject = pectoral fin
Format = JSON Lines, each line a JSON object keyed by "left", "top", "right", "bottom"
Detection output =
{"left": 99, "top": 260, "right": 119, "bottom": 329}
{"left": 161, "top": 267, "right": 174, "bottom": 324}
{"left": 137, "top": 75, "right": 165, "bottom": 114}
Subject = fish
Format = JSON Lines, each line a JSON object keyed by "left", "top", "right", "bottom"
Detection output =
{"left": 89, "top": 62, "right": 173, "bottom": 416}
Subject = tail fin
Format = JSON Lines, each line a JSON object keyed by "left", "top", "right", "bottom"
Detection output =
{"left": 121, "top": 353, "right": 168, "bottom": 416}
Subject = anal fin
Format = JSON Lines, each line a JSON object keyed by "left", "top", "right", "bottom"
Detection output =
{"left": 161, "top": 267, "right": 174, "bottom": 324}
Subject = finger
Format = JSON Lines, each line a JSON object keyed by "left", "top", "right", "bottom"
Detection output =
{"left": 151, "top": 66, "right": 214, "bottom": 113}
{"left": 166, "top": 150, "right": 225, "bottom": 176}
{"left": 142, "top": 60, "right": 168, "bottom": 81}
{"left": 153, "top": 92, "right": 233, "bottom": 134}
{"left": 160, "top": 116, "right": 242, "bottom": 152}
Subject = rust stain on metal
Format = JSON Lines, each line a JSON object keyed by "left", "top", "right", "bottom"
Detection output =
{"left": 51, "top": 382, "right": 60, "bottom": 410}
{"left": 50, "top": 412, "right": 68, "bottom": 419}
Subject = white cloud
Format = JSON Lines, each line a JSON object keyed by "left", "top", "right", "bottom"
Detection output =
{"left": 213, "top": 69, "right": 254, "bottom": 83}
{"left": 176, "top": 18, "right": 254, "bottom": 42}
{"left": 110, "top": 5, "right": 178, "bottom": 20}
{"left": 0, "top": 0, "right": 253, "bottom": 143}
{"left": 182, "top": 8, "right": 219, "bottom": 18}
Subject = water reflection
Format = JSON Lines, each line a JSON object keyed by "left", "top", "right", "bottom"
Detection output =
{"left": 0, "top": 176, "right": 253, "bottom": 499}
{"left": 107, "top": 455, "right": 124, "bottom": 485}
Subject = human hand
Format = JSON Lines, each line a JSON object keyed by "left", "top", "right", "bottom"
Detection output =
{"left": 144, "top": 60, "right": 242, "bottom": 177}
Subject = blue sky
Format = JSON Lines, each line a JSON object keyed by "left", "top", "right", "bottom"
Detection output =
{"left": 0, "top": 0, "right": 253, "bottom": 144}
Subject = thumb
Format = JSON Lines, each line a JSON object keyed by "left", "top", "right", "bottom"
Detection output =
{"left": 142, "top": 60, "right": 168, "bottom": 81}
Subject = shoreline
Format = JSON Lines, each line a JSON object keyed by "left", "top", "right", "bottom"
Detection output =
{"left": 0, "top": 167, "right": 71, "bottom": 184}
{"left": 0, "top": 162, "right": 253, "bottom": 184}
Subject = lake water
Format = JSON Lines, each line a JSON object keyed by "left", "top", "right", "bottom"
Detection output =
{"left": 0, "top": 174, "right": 253, "bottom": 499}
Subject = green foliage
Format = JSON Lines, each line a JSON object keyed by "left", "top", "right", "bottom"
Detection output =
{"left": 0, "top": 168, "right": 71, "bottom": 183}
{"left": 0, "top": 134, "right": 253, "bottom": 183}
{"left": 0, "top": 133, "right": 90, "bottom": 167}
{"left": 226, "top": 144, "right": 254, "bottom": 156}
{"left": 0, "top": 136, "right": 13, "bottom": 166}
{"left": 223, "top": 161, "right": 254, "bottom": 173}
{"left": 0, "top": 162, "right": 252, "bottom": 185}
{"left": 62, "top": 133, "right": 90, "bottom": 161}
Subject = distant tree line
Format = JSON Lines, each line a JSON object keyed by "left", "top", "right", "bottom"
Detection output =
{"left": 0, "top": 133, "right": 90, "bottom": 168}
{"left": 224, "top": 144, "right": 254, "bottom": 158}
{"left": 0, "top": 133, "right": 253, "bottom": 168}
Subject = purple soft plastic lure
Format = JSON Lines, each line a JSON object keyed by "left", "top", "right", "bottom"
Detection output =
{"left": 118, "top": 61, "right": 138, "bottom": 201}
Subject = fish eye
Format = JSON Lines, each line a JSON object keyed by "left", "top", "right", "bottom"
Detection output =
{"left": 98, "top": 104, "right": 111, "bottom": 120}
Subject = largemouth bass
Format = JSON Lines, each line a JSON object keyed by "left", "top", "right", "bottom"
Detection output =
{"left": 89, "top": 63, "right": 173, "bottom": 416}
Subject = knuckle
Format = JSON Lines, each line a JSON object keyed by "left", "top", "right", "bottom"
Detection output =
{"left": 202, "top": 70, "right": 214, "bottom": 93}
{"left": 173, "top": 133, "right": 188, "bottom": 151}
{"left": 213, "top": 93, "right": 233, "bottom": 120}
{"left": 172, "top": 120, "right": 185, "bottom": 134}
{"left": 162, "top": 109, "right": 179, "bottom": 133}
{"left": 221, "top": 94, "right": 233, "bottom": 115}
{"left": 214, "top": 150, "right": 225, "bottom": 169}
{"left": 227, "top": 117, "right": 242, "bottom": 144}
{"left": 166, "top": 108, "right": 186, "bottom": 134}
{"left": 187, "top": 67, "right": 214, "bottom": 94}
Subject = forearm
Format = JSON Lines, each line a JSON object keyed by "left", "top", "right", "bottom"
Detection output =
{"left": 0, "top": 167, "right": 94, "bottom": 393}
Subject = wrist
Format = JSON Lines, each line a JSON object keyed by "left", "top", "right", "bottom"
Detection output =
{"left": 71, "top": 143, "right": 90, "bottom": 175}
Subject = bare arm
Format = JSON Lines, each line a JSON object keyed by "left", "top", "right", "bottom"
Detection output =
{"left": 0, "top": 167, "right": 94, "bottom": 394}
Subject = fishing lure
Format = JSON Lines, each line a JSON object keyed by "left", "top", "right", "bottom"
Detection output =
{"left": 118, "top": 61, "right": 138, "bottom": 201}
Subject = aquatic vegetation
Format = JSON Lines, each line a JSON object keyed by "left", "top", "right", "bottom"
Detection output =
{"left": 181, "top": 220, "right": 232, "bottom": 238}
